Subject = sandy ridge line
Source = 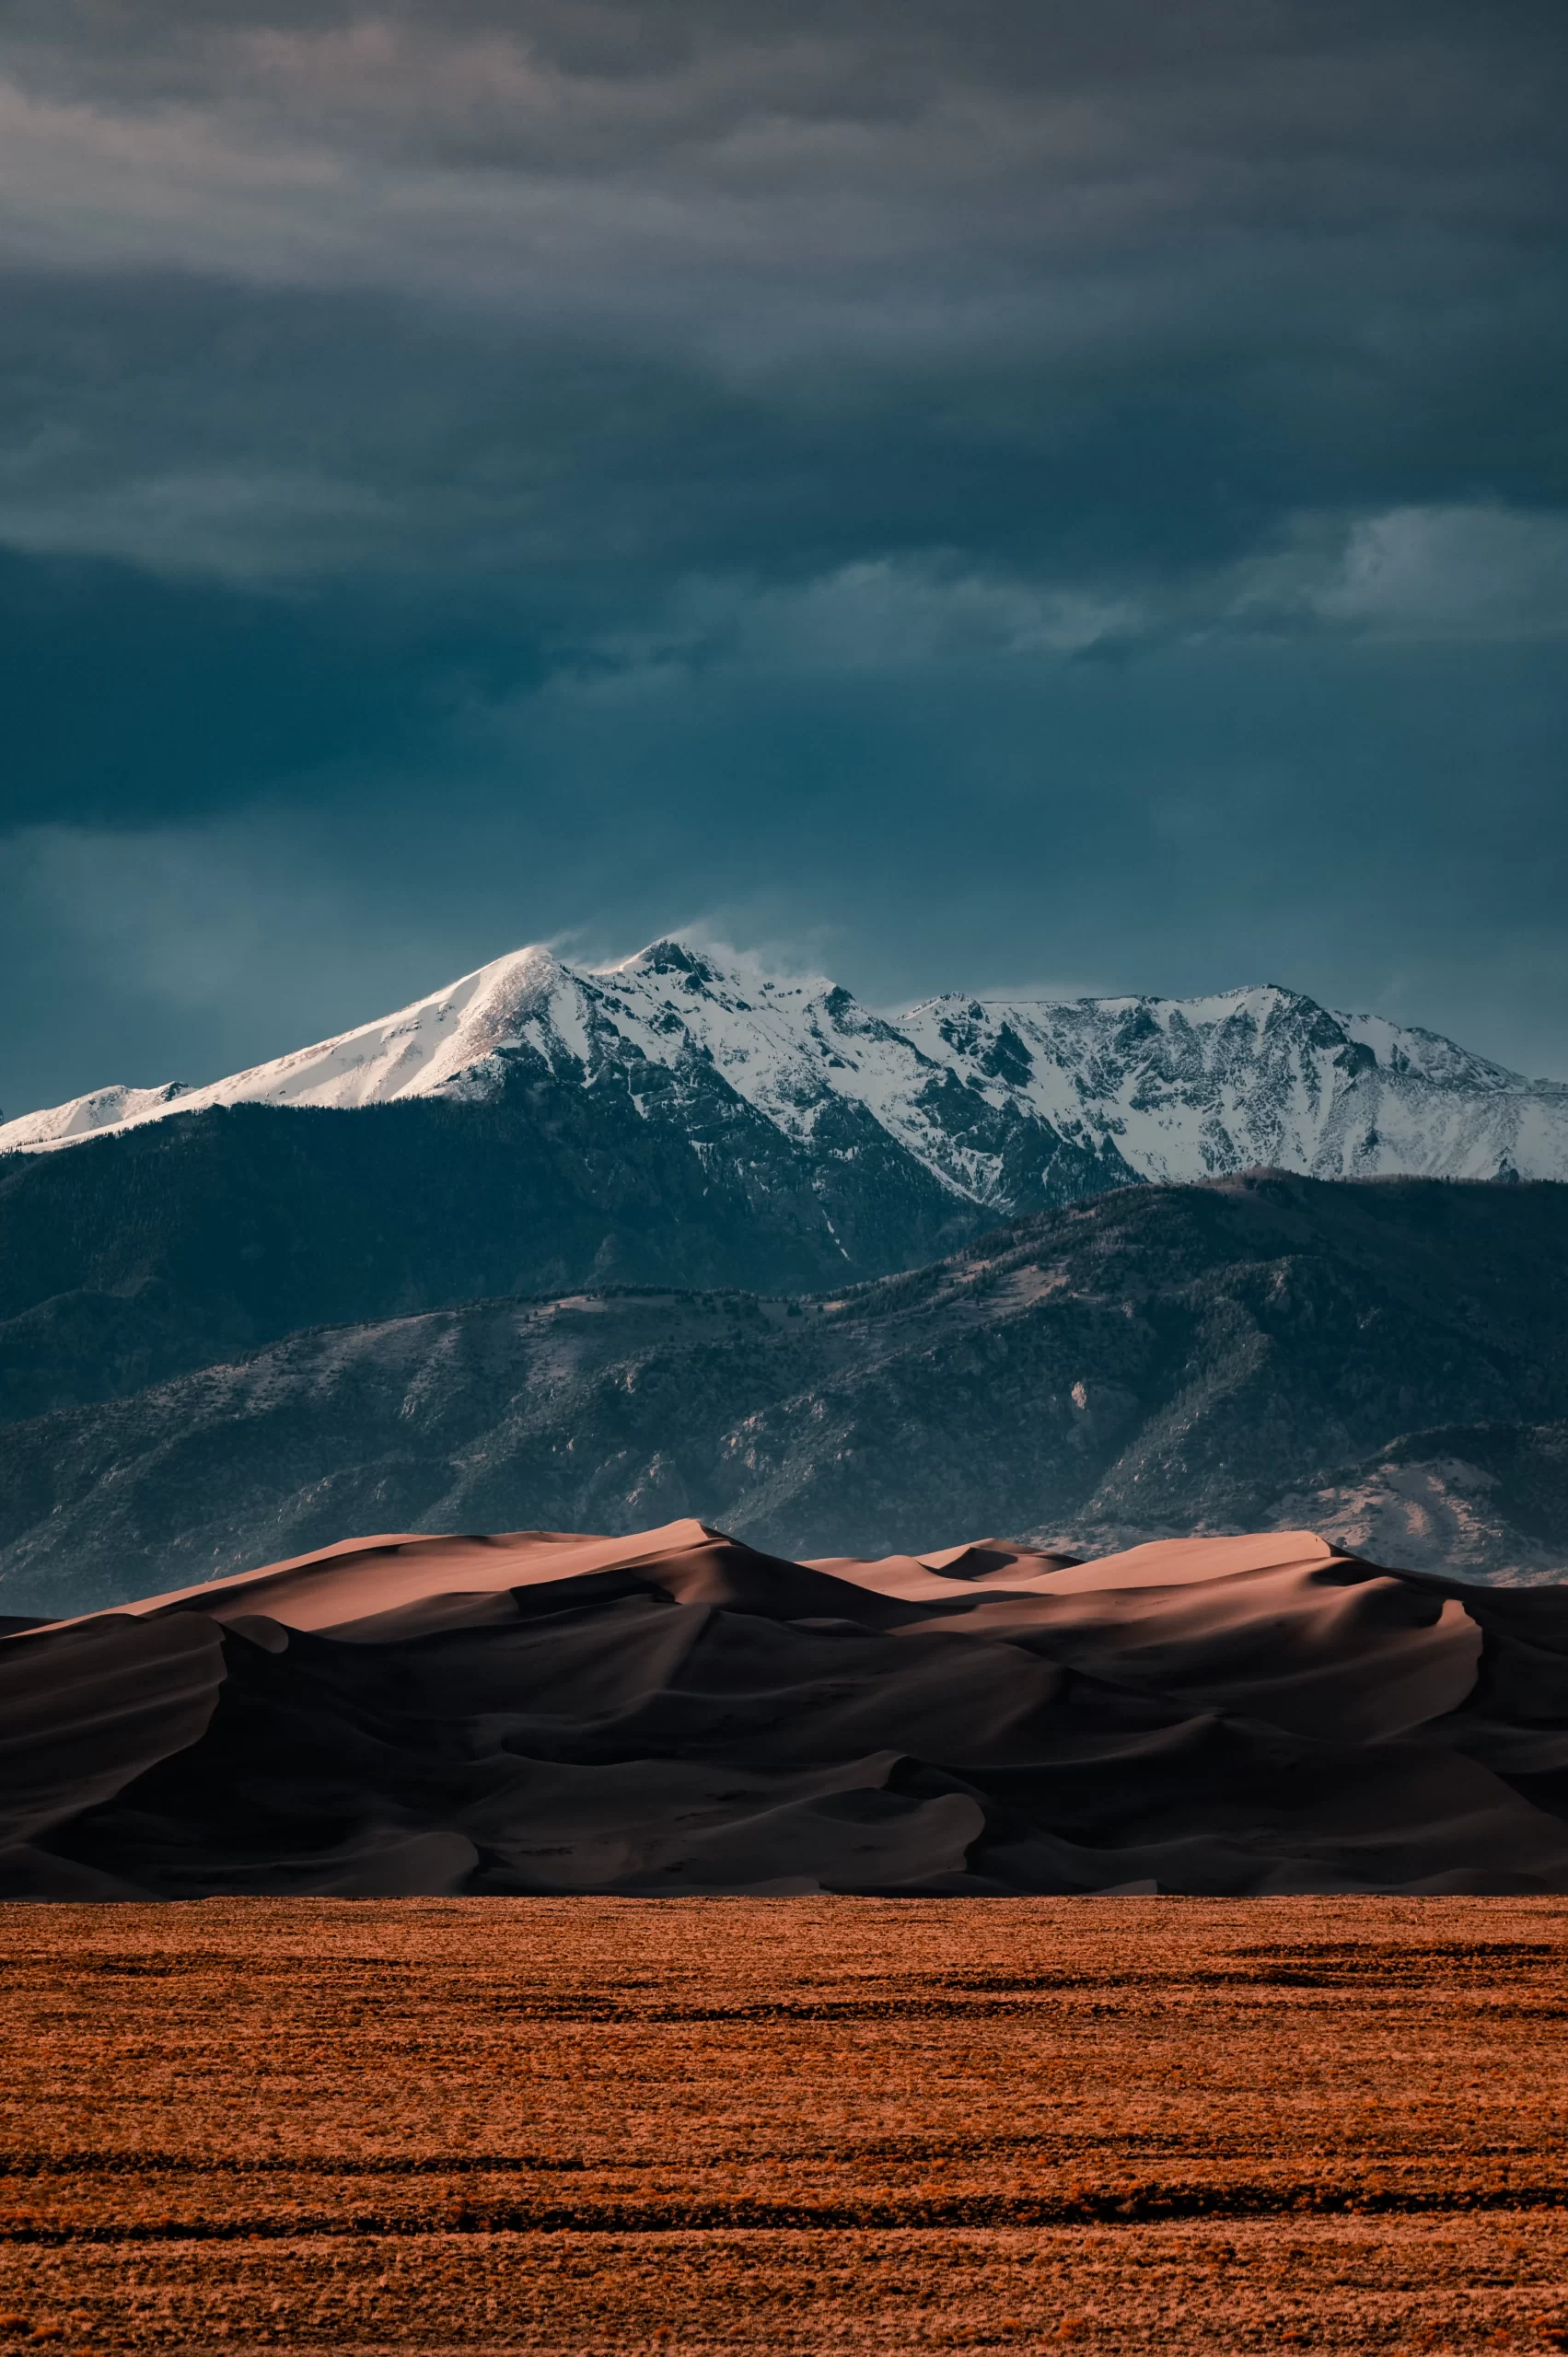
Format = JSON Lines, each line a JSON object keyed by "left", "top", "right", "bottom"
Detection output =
{"left": 8, "top": 2185, "right": 1568, "bottom": 2240}
{"left": 0, "top": 2149, "right": 1436, "bottom": 2178}
{"left": 0, "top": 2154, "right": 592, "bottom": 2177}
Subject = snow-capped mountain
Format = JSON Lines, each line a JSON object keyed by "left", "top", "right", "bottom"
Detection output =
{"left": 900, "top": 986, "right": 1568, "bottom": 1189}
{"left": 5, "top": 937, "right": 1564, "bottom": 1197}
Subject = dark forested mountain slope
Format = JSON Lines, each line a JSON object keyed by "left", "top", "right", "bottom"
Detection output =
{"left": 6, "top": 1174, "right": 1568, "bottom": 1617}
{"left": 0, "top": 1079, "right": 999, "bottom": 1422}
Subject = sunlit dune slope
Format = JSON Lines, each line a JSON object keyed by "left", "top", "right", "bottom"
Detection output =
{"left": 5, "top": 1518, "right": 1568, "bottom": 1898}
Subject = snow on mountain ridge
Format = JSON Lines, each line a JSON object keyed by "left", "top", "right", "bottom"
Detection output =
{"left": 0, "top": 944, "right": 569, "bottom": 1149}
{"left": 901, "top": 982, "right": 1568, "bottom": 1185}
{"left": 3, "top": 943, "right": 1564, "bottom": 1197}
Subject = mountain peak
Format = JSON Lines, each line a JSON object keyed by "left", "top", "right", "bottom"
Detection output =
{"left": 2, "top": 943, "right": 1561, "bottom": 1198}
{"left": 616, "top": 936, "right": 718, "bottom": 983}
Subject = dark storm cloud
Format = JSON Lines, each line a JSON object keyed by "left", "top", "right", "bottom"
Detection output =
{"left": 2, "top": 0, "right": 1562, "bottom": 610}
{"left": 1, "top": 1, "right": 1566, "bottom": 1108}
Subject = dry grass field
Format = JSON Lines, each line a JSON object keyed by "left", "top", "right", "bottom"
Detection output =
{"left": 2, "top": 1897, "right": 1567, "bottom": 2353}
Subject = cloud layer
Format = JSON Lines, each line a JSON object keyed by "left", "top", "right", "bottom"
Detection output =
{"left": 2, "top": 1, "right": 1565, "bottom": 1110}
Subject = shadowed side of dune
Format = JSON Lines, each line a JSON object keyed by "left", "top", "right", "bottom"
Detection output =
{"left": 5, "top": 1520, "right": 1568, "bottom": 1898}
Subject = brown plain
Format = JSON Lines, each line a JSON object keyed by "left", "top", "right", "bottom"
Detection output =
{"left": 3, "top": 1896, "right": 1567, "bottom": 2354}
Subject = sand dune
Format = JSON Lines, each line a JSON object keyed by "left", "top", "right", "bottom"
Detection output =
{"left": 4, "top": 1519, "right": 1567, "bottom": 1898}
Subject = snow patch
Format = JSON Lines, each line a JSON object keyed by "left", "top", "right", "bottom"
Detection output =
{"left": 6, "top": 942, "right": 1568, "bottom": 1202}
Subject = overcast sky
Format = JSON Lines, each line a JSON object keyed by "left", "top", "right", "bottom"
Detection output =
{"left": 3, "top": 0, "right": 1566, "bottom": 1113}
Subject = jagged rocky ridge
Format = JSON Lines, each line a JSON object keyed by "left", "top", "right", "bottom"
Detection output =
{"left": 6, "top": 937, "right": 1565, "bottom": 1191}
{"left": 6, "top": 1520, "right": 1568, "bottom": 1900}
{"left": 6, "top": 1175, "right": 1568, "bottom": 1620}
{"left": 5, "top": 940, "right": 1565, "bottom": 1429}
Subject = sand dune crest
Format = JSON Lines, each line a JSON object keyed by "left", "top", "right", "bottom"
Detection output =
{"left": 3, "top": 1523, "right": 1562, "bottom": 1898}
